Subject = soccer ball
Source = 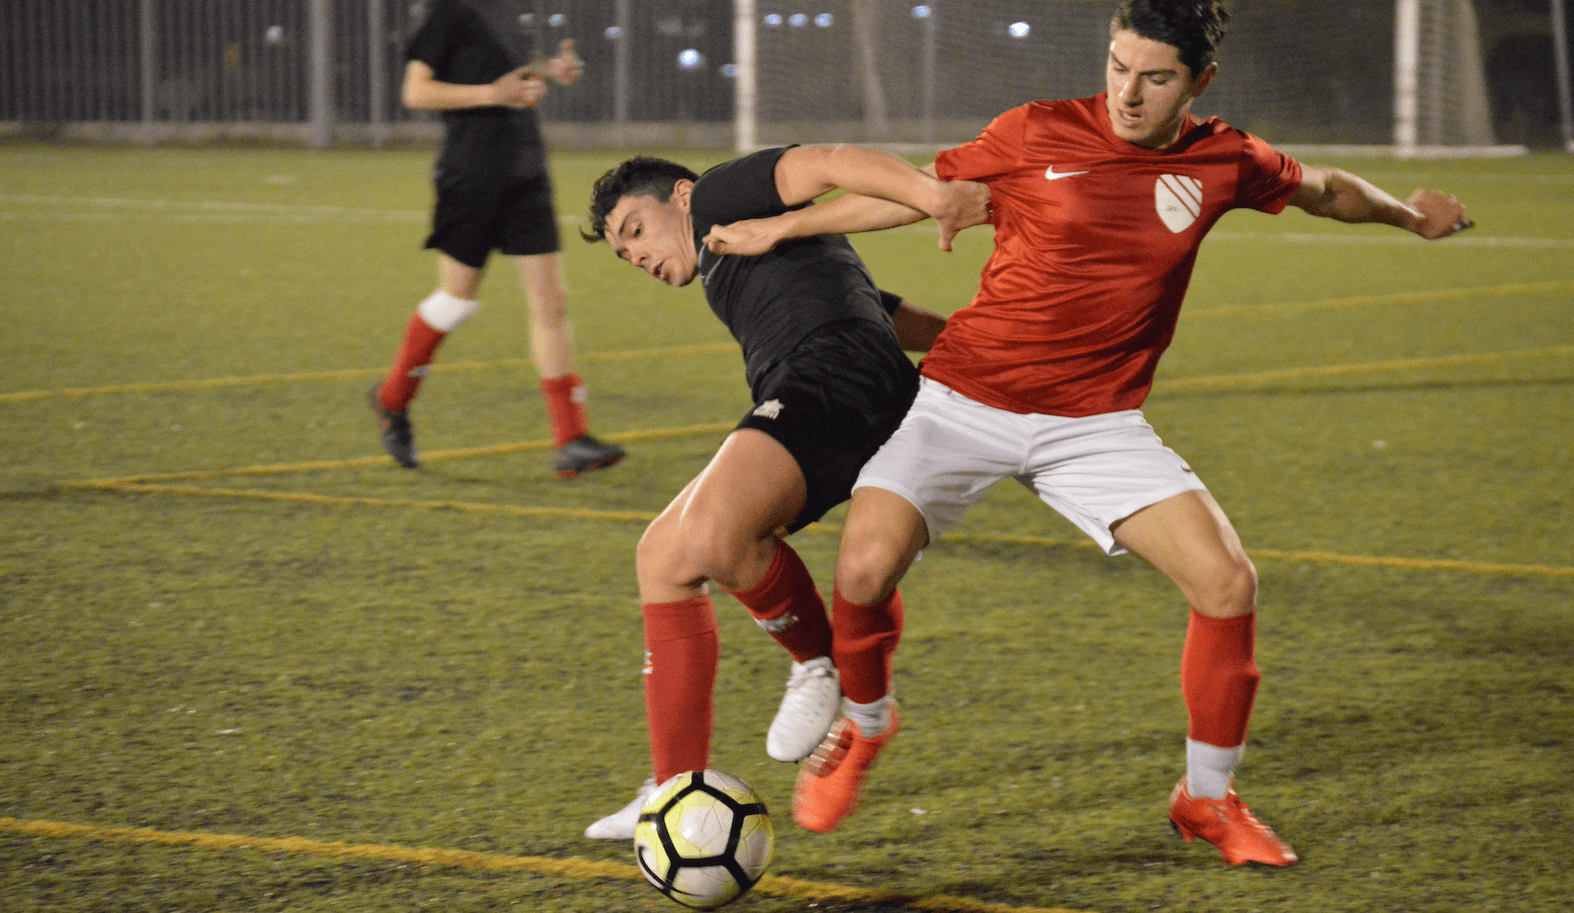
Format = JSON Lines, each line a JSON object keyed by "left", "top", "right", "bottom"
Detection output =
{"left": 633, "top": 769, "right": 774, "bottom": 909}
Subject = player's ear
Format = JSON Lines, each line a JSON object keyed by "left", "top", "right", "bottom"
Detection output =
{"left": 673, "top": 179, "right": 695, "bottom": 213}
{"left": 1189, "top": 63, "right": 1217, "bottom": 100}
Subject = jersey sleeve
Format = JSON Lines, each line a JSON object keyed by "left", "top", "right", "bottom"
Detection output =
{"left": 935, "top": 104, "right": 1029, "bottom": 182}
{"left": 1235, "top": 132, "right": 1303, "bottom": 214}
{"left": 691, "top": 147, "right": 796, "bottom": 227}
{"left": 405, "top": 0, "right": 461, "bottom": 69}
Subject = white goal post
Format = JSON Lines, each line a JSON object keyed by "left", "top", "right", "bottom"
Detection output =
{"left": 732, "top": 0, "right": 1540, "bottom": 158}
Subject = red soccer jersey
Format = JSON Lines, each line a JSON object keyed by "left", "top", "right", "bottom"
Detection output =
{"left": 929, "top": 94, "right": 1303, "bottom": 416}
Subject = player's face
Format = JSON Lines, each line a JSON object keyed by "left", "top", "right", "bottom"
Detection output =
{"left": 603, "top": 182, "right": 699, "bottom": 287}
{"left": 1105, "top": 29, "right": 1215, "bottom": 149}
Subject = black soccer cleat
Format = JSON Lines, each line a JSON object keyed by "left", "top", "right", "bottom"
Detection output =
{"left": 554, "top": 433, "right": 624, "bottom": 478}
{"left": 367, "top": 383, "right": 418, "bottom": 469}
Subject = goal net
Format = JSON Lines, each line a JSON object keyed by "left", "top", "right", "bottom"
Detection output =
{"left": 742, "top": 0, "right": 1519, "bottom": 156}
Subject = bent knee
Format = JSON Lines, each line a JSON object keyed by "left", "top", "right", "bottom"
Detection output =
{"left": 1191, "top": 555, "right": 1258, "bottom": 618}
{"left": 834, "top": 540, "right": 909, "bottom": 606}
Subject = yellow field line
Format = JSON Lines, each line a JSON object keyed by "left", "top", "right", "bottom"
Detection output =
{"left": 1186, "top": 279, "right": 1574, "bottom": 319}
{"left": 5, "top": 277, "right": 1567, "bottom": 405}
{"left": 63, "top": 423, "right": 733, "bottom": 486}
{"left": 941, "top": 532, "right": 1574, "bottom": 579}
{"left": 0, "top": 816, "right": 1092, "bottom": 913}
{"left": 8, "top": 342, "right": 1565, "bottom": 406}
{"left": 0, "top": 344, "right": 739, "bottom": 403}
{"left": 63, "top": 481, "right": 1574, "bottom": 579}
{"left": 1158, "top": 346, "right": 1573, "bottom": 392}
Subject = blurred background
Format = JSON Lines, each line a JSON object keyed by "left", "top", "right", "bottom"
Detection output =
{"left": 2, "top": 0, "right": 1571, "bottom": 154}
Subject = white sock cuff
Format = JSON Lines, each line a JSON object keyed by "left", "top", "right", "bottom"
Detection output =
{"left": 1185, "top": 738, "right": 1246, "bottom": 800}
{"left": 843, "top": 695, "right": 893, "bottom": 739}
{"left": 417, "top": 290, "right": 479, "bottom": 333}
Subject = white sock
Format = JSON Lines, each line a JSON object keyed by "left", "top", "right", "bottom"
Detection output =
{"left": 843, "top": 696, "right": 893, "bottom": 739}
{"left": 1186, "top": 739, "right": 1244, "bottom": 800}
{"left": 417, "top": 290, "right": 479, "bottom": 332}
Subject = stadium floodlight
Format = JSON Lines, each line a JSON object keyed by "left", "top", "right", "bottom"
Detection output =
{"left": 1008, "top": 22, "right": 1030, "bottom": 39}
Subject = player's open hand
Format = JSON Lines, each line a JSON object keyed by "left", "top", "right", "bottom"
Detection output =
{"left": 931, "top": 179, "right": 991, "bottom": 251}
{"left": 1409, "top": 188, "right": 1473, "bottom": 240}
{"left": 548, "top": 39, "right": 584, "bottom": 85}
{"left": 492, "top": 67, "right": 548, "bottom": 108}
{"left": 704, "top": 218, "right": 784, "bottom": 257}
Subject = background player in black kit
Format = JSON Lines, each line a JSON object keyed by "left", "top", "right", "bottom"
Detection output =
{"left": 368, "top": 0, "right": 624, "bottom": 477}
{"left": 576, "top": 147, "right": 988, "bottom": 839}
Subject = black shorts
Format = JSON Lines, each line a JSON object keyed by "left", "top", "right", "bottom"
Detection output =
{"left": 737, "top": 319, "right": 920, "bottom": 533}
{"left": 424, "top": 170, "right": 561, "bottom": 269}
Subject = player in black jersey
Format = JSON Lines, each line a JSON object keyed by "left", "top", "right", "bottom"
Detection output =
{"left": 576, "top": 146, "right": 989, "bottom": 839}
{"left": 367, "top": 0, "right": 624, "bottom": 477}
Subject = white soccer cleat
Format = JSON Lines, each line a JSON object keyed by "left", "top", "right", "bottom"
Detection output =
{"left": 767, "top": 656, "right": 841, "bottom": 762}
{"left": 583, "top": 777, "right": 658, "bottom": 840}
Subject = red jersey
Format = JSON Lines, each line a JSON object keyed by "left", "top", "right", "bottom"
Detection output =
{"left": 929, "top": 94, "right": 1303, "bottom": 416}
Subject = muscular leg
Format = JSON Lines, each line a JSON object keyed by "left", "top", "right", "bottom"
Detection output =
{"left": 636, "top": 430, "right": 815, "bottom": 782}
{"left": 830, "top": 486, "right": 928, "bottom": 716}
{"left": 512, "top": 252, "right": 575, "bottom": 380}
{"left": 1113, "top": 489, "right": 1260, "bottom": 799}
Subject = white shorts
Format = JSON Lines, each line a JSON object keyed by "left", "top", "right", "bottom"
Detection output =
{"left": 853, "top": 377, "right": 1208, "bottom": 556}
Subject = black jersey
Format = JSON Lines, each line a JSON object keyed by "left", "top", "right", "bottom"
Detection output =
{"left": 689, "top": 147, "right": 896, "bottom": 395}
{"left": 406, "top": 0, "right": 548, "bottom": 179}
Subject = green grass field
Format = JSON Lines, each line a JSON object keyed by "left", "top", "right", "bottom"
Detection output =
{"left": 2, "top": 141, "right": 1571, "bottom": 913}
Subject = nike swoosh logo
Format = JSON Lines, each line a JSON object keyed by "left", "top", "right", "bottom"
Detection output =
{"left": 1044, "top": 166, "right": 1089, "bottom": 181}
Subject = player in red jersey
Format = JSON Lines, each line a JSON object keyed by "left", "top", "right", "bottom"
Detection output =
{"left": 705, "top": 0, "right": 1472, "bottom": 866}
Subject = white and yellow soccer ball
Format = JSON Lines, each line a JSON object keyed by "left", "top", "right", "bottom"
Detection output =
{"left": 633, "top": 769, "right": 774, "bottom": 909}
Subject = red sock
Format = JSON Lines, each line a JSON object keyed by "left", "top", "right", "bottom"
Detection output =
{"left": 831, "top": 588, "right": 904, "bottom": 704}
{"left": 726, "top": 540, "right": 832, "bottom": 662}
{"left": 379, "top": 314, "right": 446, "bottom": 412}
{"left": 540, "top": 373, "right": 589, "bottom": 446}
{"left": 1181, "top": 610, "right": 1260, "bottom": 748}
{"left": 643, "top": 598, "right": 718, "bottom": 783}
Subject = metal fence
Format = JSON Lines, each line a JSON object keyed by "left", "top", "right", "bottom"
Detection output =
{"left": 1, "top": 0, "right": 738, "bottom": 145}
{"left": 1, "top": 0, "right": 1565, "bottom": 150}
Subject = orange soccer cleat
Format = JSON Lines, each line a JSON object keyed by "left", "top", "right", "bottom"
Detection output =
{"left": 1169, "top": 777, "right": 1299, "bottom": 867}
{"left": 791, "top": 702, "right": 900, "bottom": 834}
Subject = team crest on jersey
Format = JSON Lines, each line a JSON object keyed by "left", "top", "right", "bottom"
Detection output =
{"left": 753, "top": 399, "right": 784, "bottom": 420}
{"left": 1154, "top": 174, "right": 1202, "bottom": 233}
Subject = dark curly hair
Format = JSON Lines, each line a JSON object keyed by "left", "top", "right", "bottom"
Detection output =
{"left": 581, "top": 156, "right": 699, "bottom": 242}
{"left": 1110, "top": 0, "right": 1231, "bottom": 78}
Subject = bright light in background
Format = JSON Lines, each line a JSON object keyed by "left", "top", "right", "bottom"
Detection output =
{"left": 815, "top": 13, "right": 834, "bottom": 27}
{"left": 264, "top": 25, "right": 284, "bottom": 45}
{"left": 789, "top": 13, "right": 808, "bottom": 27}
{"left": 721, "top": 63, "right": 739, "bottom": 78}
{"left": 1009, "top": 21, "right": 1030, "bottom": 38}
{"left": 548, "top": 13, "right": 565, "bottom": 28}
{"left": 763, "top": 13, "right": 782, "bottom": 27}
{"left": 911, "top": 5, "right": 931, "bottom": 19}
{"left": 678, "top": 48, "right": 704, "bottom": 70}
{"left": 604, "top": 26, "right": 621, "bottom": 39}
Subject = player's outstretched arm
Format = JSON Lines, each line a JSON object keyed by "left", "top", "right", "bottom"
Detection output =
{"left": 1290, "top": 165, "right": 1472, "bottom": 240}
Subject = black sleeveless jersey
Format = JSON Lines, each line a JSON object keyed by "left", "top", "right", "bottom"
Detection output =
{"left": 405, "top": 0, "right": 548, "bottom": 179}
{"left": 689, "top": 147, "right": 896, "bottom": 395}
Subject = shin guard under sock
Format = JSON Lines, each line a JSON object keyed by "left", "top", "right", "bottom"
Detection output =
{"left": 642, "top": 597, "right": 718, "bottom": 783}
{"left": 726, "top": 541, "right": 833, "bottom": 662}
{"left": 831, "top": 587, "right": 904, "bottom": 705}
